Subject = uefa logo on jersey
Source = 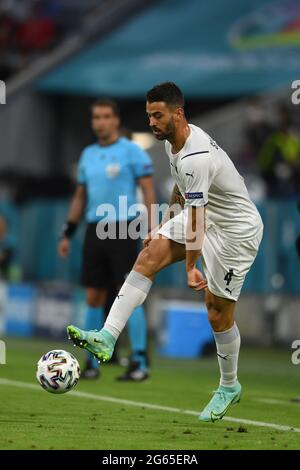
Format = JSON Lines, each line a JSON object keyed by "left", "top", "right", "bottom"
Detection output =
{"left": 0, "top": 81, "right": 6, "bottom": 105}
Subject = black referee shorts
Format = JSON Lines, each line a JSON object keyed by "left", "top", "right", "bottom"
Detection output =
{"left": 81, "top": 222, "right": 140, "bottom": 289}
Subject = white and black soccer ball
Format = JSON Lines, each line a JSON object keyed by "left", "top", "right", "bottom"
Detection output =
{"left": 36, "top": 349, "right": 80, "bottom": 394}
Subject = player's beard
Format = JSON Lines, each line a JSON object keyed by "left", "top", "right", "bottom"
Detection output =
{"left": 152, "top": 118, "right": 176, "bottom": 141}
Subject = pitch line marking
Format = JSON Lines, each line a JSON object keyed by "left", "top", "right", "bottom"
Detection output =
{"left": 253, "top": 398, "right": 297, "bottom": 406}
{"left": 0, "top": 378, "right": 299, "bottom": 433}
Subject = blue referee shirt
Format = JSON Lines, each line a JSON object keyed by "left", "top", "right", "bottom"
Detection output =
{"left": 77, "top": 137, "right": 154, "bottom": 223}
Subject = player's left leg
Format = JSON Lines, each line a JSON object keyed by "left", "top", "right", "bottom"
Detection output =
{"left": 67, "top": 236, "right": 186, "bottom": 362}
{"left": 199, "top": 290, "right": 242, "bottom": 422}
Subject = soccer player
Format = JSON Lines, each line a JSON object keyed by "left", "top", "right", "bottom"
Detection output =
{"left": 59, "top": 98, "right": 155, "bottom": 381}
{"left": 67, "top": 83, "right": 263, "bottom": 422}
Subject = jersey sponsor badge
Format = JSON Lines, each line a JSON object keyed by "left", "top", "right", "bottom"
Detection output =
{"left": 185, "top": 192, "right": 204, "bottom": 199}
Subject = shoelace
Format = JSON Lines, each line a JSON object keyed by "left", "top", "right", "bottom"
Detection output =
{"left": 216, "top": 391, "right": 227, "bottom": 400}
{"left": 212, "top": 390, "right": 227, "bottom": 403}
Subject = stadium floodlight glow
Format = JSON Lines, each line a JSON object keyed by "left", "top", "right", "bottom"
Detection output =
{"left": 132, "top": 132, "right": 156, "bottom": 150}
{"left": 0, "top": 80, "right": 5, "bottom": 104}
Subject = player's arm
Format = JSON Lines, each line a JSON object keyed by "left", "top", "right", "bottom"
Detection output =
{"left": 169, "top": 183, "right": 185, "bottom": 210}
{"left": 58, "top": 184, "right": 86, "bottom": 258}
{"left": 186, "top": 205, "right": 207, "bottom": 291}
{"left": 161, "top": 183, "right": 184, "bottom": 224}
{"left": 144, "top": 184, "right": 184, "bottom": 247}
{"left": 138, "top": 175, "right": 156, "bottom": 233}
{"left": 182, "top": 150, "right": 210, "bottom": 291}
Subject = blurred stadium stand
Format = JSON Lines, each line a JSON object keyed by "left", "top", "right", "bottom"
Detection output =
{"left": 1, "top": 0, "right": 300, "bottom": 349}
{"left": 0, "top": 0, "right": 107, "bottom": 80}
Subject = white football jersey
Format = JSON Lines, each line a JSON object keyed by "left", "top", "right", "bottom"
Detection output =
{"left": 165, "top": 124, "right": 263, "bottom": 240}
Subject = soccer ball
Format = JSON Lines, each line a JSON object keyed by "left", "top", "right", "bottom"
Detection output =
{"left": 36, "top": 349, "right": 80, "bottom": 394}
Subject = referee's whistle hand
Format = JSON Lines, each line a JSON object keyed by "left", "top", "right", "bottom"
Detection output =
{"left": 187, "top": 268, "right": 208, "bottom": 291}
{"left": 58, "top": 237, "right": 70, "bottom": 258}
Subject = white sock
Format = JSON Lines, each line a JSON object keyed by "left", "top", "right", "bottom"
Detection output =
{"left": 213, "top": 323, "right": 241, "bottom": 388}
{"left": 103, "top": 270, "right": 152, "bottom": 340}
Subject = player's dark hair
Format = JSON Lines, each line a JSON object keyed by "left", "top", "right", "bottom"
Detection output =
{"left": 91, "top": 98, "right": 120, "bottom": 117}
{"left": 146, "top": 82, "right": 184, "bottom": 108}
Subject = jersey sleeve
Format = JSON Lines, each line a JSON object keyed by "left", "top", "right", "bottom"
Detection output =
{"left": 130, "top": 143, "right": 154, "bottom": 179}
{"left": 77, "top": 150, "right": 86, "bottom": 185}
{"left": 181, "top": 153, "right": 211, "bottom": 207}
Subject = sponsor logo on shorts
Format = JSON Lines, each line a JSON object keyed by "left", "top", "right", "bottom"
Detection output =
{"left": 184, "top": 192, "right": 203, "bottom": 199}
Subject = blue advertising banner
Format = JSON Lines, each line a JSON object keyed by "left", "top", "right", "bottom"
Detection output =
{"left": 2, "top": 282, "right": 85, "bottom": 339}
{"left": 4, "top": 284, "right": 36, "bottom": 336}
{"left": 38, "top": 0, "right": 300, "bottom": 97}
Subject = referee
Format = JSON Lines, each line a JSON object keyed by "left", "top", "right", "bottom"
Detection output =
{"left": 58, "top": 98, "right": 155, "bottom": 380}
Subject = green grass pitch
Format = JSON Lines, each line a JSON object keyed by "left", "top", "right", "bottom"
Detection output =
{"left": 0, "top": 337, "right": 299, "bottom": 450}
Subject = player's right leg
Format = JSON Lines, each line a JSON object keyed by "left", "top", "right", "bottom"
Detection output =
{"left": 198, "top": 224, "right": 263, "bottom": 421}
{"left": 199, "top": 290, "right": 242, "bottom": 422}
{"left": 67, "top": 236, "right": 186, "bottom": 362}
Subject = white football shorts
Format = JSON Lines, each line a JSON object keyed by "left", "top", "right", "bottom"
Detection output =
{"left": 157, "top": 210, "right": 263, "bottom": 301}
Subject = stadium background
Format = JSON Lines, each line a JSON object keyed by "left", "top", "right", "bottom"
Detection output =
{"left": 0, "top": 0, "right": 300, "bottom": 450}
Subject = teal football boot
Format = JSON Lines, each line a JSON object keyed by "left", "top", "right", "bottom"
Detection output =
{"left": 67, "top": 325, "right": 115, "bottom": 363}
{"left": 199, "top": 382, "right": 242, "bottom": 422}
